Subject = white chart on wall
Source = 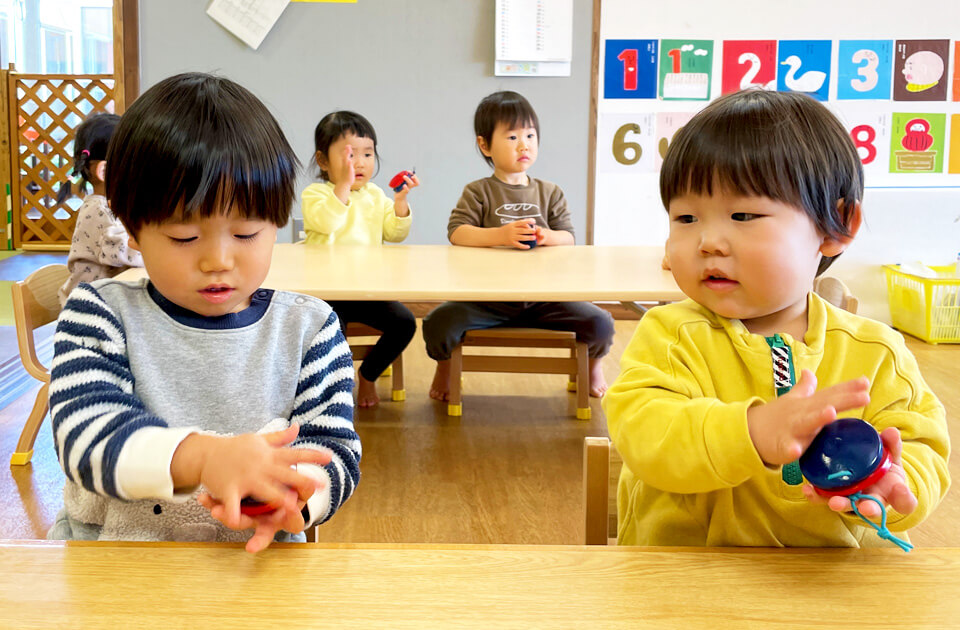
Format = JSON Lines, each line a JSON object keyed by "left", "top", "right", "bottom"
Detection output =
{"left": 592, "top": 1, "right": 960, "bottom": 246}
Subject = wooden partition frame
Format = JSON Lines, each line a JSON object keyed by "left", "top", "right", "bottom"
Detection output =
{"left": 585, "top": 0, "right": 601, "bottom": 244}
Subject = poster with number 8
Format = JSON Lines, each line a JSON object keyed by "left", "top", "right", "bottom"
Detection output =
{"left": 597, "top": 113, "right": 656, "bottom": 173}
{"left": 833, "top": 106, "right": 891, "bottom": 182}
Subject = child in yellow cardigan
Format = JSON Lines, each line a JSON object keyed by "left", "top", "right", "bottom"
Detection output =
{"left": 603, "top": 89, "right": 950, "bottom": 547}
{"left": 301, "top": 111, "right": 420, "bottom": 408}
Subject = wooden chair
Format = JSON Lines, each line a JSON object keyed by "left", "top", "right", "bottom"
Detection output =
{"left": 813, "top": 276, "right": 859, "bottom": 314}
{"left": 10, "top": 264, "right": 70, "bottom": 466}
{"left": 583, "top": 436, "right": 623, "bottom": 545}
{"left": 448, "top": 328, "right": 589, "bottom": 419}
{"left": 343, "top": 322, "right": 405, "bottom": 402}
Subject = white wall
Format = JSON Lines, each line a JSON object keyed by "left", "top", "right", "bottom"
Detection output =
{"left": 595, "top": 0, "right": 960, "bottom": 323}
{"left": 139, "top": 0, "right": 594, "bottom": 247}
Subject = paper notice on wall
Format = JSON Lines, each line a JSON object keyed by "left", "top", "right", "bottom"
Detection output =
{"left": 496, "top": 0, "right": 572, "bottom": 76}
{"left": 207, "top": 0, "right": 291, "bottom": 50}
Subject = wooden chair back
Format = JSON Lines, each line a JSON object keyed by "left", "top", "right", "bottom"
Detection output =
{"left": 10, "top": 264, "right": 70, "bottom": 465}
{"left": 813, "top": 276, "right": 859, "bottom": 314}
{"left": 583, "top": 436, "right": 622, "bottom": 545}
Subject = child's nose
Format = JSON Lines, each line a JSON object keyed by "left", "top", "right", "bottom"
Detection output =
{"left": 199, "top": 240, "right": 234, "bottom": 272}
{"left": 698, "top": 229, "right": 729, "bottom": 256}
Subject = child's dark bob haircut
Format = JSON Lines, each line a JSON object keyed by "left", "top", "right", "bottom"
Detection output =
{"left": 56, "top": 112, "right": 120, "bottom": 204}
{"left": 474, "top": 91, "right": 540, "bottom": 167}
{"left": 313, "top": 110, "right": 379, "bottom": 181}
{"left": 106, "top": 72, "right": 298, "bottom": 236}
{"left": 660, "top": 89, "right": 863, "bottom": 274}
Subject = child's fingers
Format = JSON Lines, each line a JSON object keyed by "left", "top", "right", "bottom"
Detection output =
{"left": 886, "top": 482, "right": 918, "bottom": 515}
{"left": 791, "top": 369, "right": 818, "bottom": 397}
{"left": 272, "top": 467, "right": 320, "bottom": 499}
{"left": 278, "top": 446, "right": 332, "bottom": 467}
{"left": 245, "top": 522, "right": 280, "bottom": 554}
{"left": 880, "top": 427, "right": 904, "bottom": 463}
{"left": 262, "top": 422, "right": 300, "bottom": 447}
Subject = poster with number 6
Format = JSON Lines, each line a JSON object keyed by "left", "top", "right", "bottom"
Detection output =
{"left": 597, "top": 113, "right": 656, "bottom": 173}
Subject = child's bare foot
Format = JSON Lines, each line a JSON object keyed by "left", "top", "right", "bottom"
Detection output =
{"left": 589, "top": 358, "right": 608, "bottom": 398}
{"left": 356, "top": 375, "right": 380, "bottom": 408}
{"left": 429, "top": 359, "right": 452, "bottom": 402}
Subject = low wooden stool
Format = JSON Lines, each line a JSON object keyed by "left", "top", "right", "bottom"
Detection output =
{"left": 448, "top": 328, "right": 589, "bottom": 419}
{"left": 343, "top": 322, "right": 405, "bottom": 402}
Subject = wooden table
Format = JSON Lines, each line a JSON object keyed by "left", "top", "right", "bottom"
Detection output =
{"left": 118, "top": 244, "right": 682, "bottom": 302}
{"left": 2, "top": 541, "right": 957, "bottom": 628}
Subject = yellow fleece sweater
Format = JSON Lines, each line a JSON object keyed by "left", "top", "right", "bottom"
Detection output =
{"left": 301, "top": 181, "right": 411, "bottom": 245}
{"left": 603, "top": 294, "right": 950, "bottom": 547}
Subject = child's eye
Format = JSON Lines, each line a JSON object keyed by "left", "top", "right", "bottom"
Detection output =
{"left": 527, "top": 134, "right": 536, "bottom": 140}
{"left": 235, "top": 231, "right": 261, "bottom": 241}
{"left": 508, "top": 135, "right": 517, "bottom": 140}
{"left": 731, "top": 212, "right": 760, "bottom": 221}
{"left": 673, "top": 214, "right": 696, "bottom": 224}
{"left": 168, "top": 236, "right": 197, "bottom": 244}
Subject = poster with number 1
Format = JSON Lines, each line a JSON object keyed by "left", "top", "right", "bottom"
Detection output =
{"left": 603, "top": 40, "right": 658, "bottom": 99}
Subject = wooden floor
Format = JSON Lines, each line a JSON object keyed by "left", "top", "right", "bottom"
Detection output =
{"left": 1, "top": 320, "right": 957, "bottom": 546}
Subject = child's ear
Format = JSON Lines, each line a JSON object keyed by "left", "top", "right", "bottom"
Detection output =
{"left": 95, "top": 161, "right": 107, "bottom": 183}
{"left": 820, "top": 200, "right": 862, "bottom": 257}
{"left": 127, "top": 233, "right": 141, "bottom": 253}
{"left": 315, "top": 151, "right": 328, "bottom": 170}
{"left": 477, "top": 135, "right": 492, "bottom": 157}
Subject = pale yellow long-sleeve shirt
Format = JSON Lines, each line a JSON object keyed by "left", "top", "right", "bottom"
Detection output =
{"left": 603, "top": 294, "right": 950, "bottom": 547}
{"left": 301, "top": 181, "right": 411, "bottom": 245}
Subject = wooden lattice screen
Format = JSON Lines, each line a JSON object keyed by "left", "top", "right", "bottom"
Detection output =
{"left": 6, "top": 74, "right": 116, "bottom": 249}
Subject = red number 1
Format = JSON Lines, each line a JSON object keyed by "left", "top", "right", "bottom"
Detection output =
{"left": 668, "top": 49, "right": 681, "bottom": 73}
{"left": 617, "top": 49, "right": 638, "bottom": 91}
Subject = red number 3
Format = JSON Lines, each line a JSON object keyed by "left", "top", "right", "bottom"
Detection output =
{"left": 850, "top": 124, "right": 877, "bottom": 165}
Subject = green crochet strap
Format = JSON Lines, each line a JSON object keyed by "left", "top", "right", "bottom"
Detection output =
{"left": 765, "top": 334, "right": 801, "bottom": 485}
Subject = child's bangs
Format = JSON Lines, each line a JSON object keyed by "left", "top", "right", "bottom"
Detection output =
{"left": 660, "top": 119, "right": 804, "bottom": 209}
{"left": 164, "top": 146, "right": 296, "bottom": 227}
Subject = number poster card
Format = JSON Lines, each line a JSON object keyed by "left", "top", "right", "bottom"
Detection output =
{"left": 837, "top": 40, "right": 893, "bottom": 100}
{"left": 597, "top": 113, "right": 656, "bottom": 173}
{"left": 721, "top": 40, "right": 777, "bottom": 94}
{"left": 658, "top": 39, "right": 714, "bottom": 100}
{"left": 832, "top": 105, "right": 891, "bottom": 180}
{"left": 604, "top": 40, "right": 658, "bottom": 99}
{"left": 777, "top": 40, "right": 832, "bottom": 101}
{"left": 893, "top": 39, "right": 949, "bottom": 101}
{"left": 655, "top": 112, "right": 695, "bottom": 168}
{"left": 889, "top": 112, "right": 946, "bottom": 173}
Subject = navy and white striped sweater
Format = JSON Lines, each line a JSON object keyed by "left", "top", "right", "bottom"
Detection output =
{"left": 49, "top": 279, "right": 360, "bottom": 541}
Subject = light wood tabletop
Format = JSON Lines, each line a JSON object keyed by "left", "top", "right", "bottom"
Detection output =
{"left": 2, "top": 541, "right": 958, "bottom": 628}
{"left": 118, "top": 243, "right": 683, "bottom": 302}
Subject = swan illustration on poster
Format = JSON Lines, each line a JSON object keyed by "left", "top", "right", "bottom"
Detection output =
{"left": 777, "top": 40, "right": 831, "bottom": 101}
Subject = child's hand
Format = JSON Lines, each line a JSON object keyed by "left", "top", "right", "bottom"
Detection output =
{"left": 189, "top": 423, "right": 330, "bottom": 530}
{"left": 802, "top": 427, "right": 918, "bottom": 519}
{"left": 331, "top": 144, "right": 356, "bottom": 202}
{"left": 393, "top": 173, "right": 419, "bottom": 200}
{"left": 199, "top": 481, "right": 318, "bottom": 553}
{"left": 747, "top": 369, "right": 871, "bottom": 466}
{"left": 500, "top": 219, "right": 538, "bottom": 249}
{"left": 393, "top": 173, "right": 419, "bottom": 218}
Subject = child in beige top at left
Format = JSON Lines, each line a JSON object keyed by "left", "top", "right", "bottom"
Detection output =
{"left": 57, "top": 113, "right": 143, "bottom": 307}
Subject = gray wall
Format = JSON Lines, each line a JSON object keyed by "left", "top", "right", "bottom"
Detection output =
{"left": 140, "top": 0, "right": 593, "bottom": 244}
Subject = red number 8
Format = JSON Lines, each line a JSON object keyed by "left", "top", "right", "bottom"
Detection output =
{"left": 850, "top": 124, "right": 876, "bottom": 165}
